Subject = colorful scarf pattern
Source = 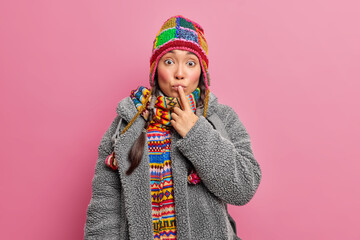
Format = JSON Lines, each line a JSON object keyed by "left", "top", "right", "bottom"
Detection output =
{"left": 131, "top": 86, "right": 200, "bottom": 128}
{"left": 130, "top": 86, "right": 201, "bottom": 239}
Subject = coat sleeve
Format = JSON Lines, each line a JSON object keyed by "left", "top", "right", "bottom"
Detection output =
{"left": 84, "top": 115, "right": 122, "bottom": 239}
{"left": 176, "top": 105, "right": 262, "bottom": 206}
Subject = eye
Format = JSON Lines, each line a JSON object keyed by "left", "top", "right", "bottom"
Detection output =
{"left": 187, "top": 60, "right": 196, "bottom": 67}
{"left": 164, "top": 59, "right": 174, "bottom": 65}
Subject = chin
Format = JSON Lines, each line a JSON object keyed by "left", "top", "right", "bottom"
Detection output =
{"left": 161, "top": 89, "right": 177, "bottom": 97}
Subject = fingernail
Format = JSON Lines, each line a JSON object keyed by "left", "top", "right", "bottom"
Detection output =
{"left": 179, "top": 86, "right": 182, "bottom": 90}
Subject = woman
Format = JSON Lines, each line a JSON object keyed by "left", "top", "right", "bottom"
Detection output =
{"left": 84, "top": 15, "right": 262, "bottom": 240}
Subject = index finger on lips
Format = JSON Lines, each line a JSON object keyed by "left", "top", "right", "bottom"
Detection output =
{"left": 178, "top": 86, "right": 190, "bottom": 111}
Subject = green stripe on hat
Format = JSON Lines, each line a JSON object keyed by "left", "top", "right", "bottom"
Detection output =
{"left": 155, "top": 28, "right": 177, "bottom": 49}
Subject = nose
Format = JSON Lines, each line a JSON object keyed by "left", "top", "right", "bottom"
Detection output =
{"left": 175, "top": 64, "right": 185, "bottom": 80}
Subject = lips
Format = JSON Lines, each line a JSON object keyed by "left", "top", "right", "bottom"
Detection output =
{"left": 172, "top": 84, "right": 186, "bottom": 90}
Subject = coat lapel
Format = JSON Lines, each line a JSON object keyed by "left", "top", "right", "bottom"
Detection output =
{"left": 115, "top": 104, "right": 154, "bottom": 239}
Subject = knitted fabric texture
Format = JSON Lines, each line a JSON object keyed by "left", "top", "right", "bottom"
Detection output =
{"left": 147, "top": 125, "right": 176, "bottom": 239}
{"left": 130, "top": 86, "right": 202, "bottom": 239}
{"left": 149, "top": 15, "right": 210, "bottom": 88}
{"left": 130, "top": 86, "right": 200, "bottom": 128}
{"left": 130, "top": 85, "right": 202, "bottom": 185}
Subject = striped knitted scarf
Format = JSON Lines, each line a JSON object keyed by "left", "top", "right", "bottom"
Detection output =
{"left": 130, "top": 86, "right": 200, "bottom": 128}
{"left": 129, "top": 86, "right": 202, "bottom": 185}
{"left": 130, "top": 86, "right": 201, "bottom": 239}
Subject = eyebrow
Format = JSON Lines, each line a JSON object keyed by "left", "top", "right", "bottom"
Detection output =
{"left": 167, "top": 50, "right": 196, "bottom": 56}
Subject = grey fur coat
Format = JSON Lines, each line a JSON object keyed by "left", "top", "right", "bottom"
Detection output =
{"left": 84, "top": 92, "right": 262, "bottom": 239}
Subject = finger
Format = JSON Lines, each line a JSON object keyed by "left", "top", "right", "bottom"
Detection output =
{"left": 173, "top": 106, "right": 182, "bottom": 115}
{"left": 178, "top": 86, "right": 190, "bottom": 111}
{"left": 171, "top": 112, "right": 179, "bottom": 121}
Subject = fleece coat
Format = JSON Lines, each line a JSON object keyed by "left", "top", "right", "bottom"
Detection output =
{"left": 84, "top": 91, "right": 262, "bottom": 240}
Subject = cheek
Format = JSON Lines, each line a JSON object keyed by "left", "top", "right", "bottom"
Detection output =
{"left": 188, "top": 70, "right": 201, "bottom": 87}
{"left": 157, "top": 68, "right": 171, "bottom": 84}
{"left": 189, "top": 67, "right": 201, "bottom": 81}
{"left": 157, "top": 68, "right": 173, "bottom": 95}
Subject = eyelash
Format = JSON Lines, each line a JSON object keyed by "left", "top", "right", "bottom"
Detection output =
{"left": 164, "top": 59, "right": 196, "bottom": 66}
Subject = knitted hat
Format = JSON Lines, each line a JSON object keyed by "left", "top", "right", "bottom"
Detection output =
{"left": 119, "top": 16, "right": 211, "bottom": 136}
{"left": 149, "top": 15, "right": 210, "bottom": 88}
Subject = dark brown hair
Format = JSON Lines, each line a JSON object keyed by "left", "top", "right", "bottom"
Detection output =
{"left": 125, "top": 71, "right": 207, "bottom": 175}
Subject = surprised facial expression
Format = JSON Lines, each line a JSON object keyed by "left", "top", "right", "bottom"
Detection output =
{"left": 156, "top": 49, "right": 201, "bottom": 97}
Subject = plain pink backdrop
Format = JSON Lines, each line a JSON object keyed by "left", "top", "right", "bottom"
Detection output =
{"left": 1, "top": 0, "right": 359, "bottom": 239}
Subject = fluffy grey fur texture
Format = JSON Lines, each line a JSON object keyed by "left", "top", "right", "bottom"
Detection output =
{"left": 84, "top": 92, "right": 262, "bottom": 239}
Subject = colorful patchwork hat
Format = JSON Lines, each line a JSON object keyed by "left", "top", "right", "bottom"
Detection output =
{"left": 149, "top": 15, "right": 210, "bottom": 88}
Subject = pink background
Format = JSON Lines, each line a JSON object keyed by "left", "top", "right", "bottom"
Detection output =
{"left": 1, "top": 0, "right": 359, "bottom": 239}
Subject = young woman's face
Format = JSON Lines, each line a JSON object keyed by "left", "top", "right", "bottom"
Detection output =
{"left": 156, "top": 49, "right": 201, "bottom": 97}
